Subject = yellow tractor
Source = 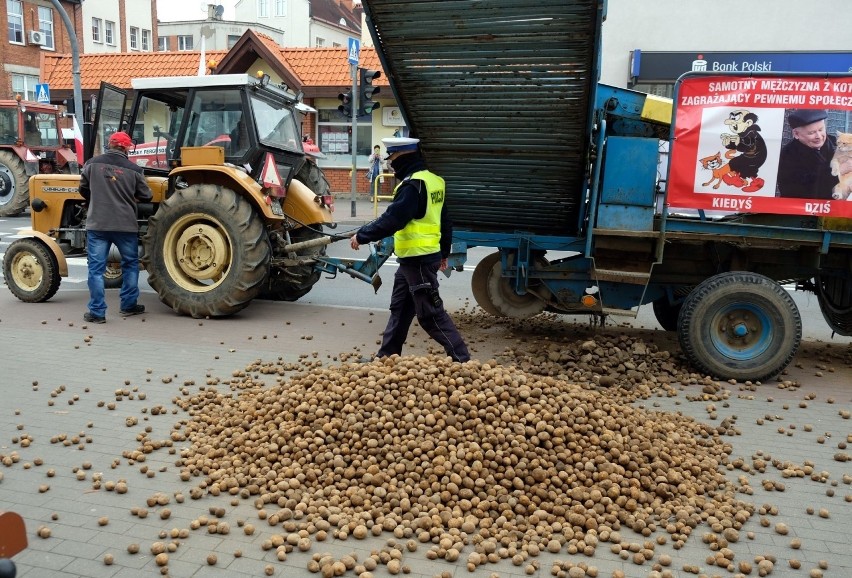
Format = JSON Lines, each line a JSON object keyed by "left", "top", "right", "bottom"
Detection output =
{"left": 3, "top": 74, "right": 335, "bottom": 317}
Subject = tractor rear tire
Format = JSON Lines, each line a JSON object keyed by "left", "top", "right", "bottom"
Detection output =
{"left": 142, "top": 184, "right": 270, "bottom": 318}
{"left": 0, "top": 151, "right": 29, "bottom": 217}
{"left": 3, "top": 238, "right": 61, "bottom": 302}
{"left": 677, "top": 272, "right": 801, "bottom": 382}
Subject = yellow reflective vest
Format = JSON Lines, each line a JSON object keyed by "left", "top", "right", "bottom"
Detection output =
{"left": 393, "top": 170, "right": 444, "bottom": 258}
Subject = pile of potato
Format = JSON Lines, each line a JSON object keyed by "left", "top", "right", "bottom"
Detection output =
{"left": 166, "top": 354, "right": 753, "bottom": 571}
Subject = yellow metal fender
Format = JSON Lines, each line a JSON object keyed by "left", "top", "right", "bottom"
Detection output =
{"left": 16, "top": 230, "right": 68, "bottom": 277}
{"left": 284, "top": 177, "right": 332, "bottom": 226}
{"left": 169, "top": 164, "right": 332, "bottom": 224}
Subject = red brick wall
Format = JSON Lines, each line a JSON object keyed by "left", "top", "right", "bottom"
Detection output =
{"left": 323, "top": 167, "right": 395, "bottom": 197}
{"left": 1, "top": 0, "right": 83, "bottom": 98}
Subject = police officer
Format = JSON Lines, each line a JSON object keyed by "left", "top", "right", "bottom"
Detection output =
{"left": 350, "top": 137, "right": 470, "bottom": 362}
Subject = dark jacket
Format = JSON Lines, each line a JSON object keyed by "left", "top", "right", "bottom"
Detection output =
{"left": 79, "top": 149, "right": 152, "bottom": 232}
{"left": 355, "top": 152, "right": 452, "bottom": 264}
{"left": 777, "top": 135, "right": 838, "bottom": 199}
{"left": 725, "top": 124, "right": 767, "bottom": 179}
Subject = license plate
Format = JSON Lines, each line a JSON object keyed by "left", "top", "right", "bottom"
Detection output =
{"left": 269, "top": 198, "right": 284, "bottom": 216}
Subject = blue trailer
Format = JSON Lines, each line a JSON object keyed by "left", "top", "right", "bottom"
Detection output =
{"left": 342, "top": 0, "right": 852, "bottom": 382}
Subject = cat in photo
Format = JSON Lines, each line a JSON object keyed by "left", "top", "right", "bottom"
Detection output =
{"left": 830, "top": 130, "right": 852, "bottom": 201}
{"left": 698, "top": 150, "right": 734, "bottom": 189}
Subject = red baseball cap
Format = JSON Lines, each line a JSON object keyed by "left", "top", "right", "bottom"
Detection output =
{"left": 108, "top": 131, "right": 133, "bottom": 148}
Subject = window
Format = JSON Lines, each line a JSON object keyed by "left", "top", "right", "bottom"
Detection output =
{"left": 158, "top": 36, "right": 168, "bottom": 51}
{"left": 317, "top": 106, "right": 373, "bottom": 167}
{"left": 258, "top": 0, "right": 268, "bottom": 17}
{"left": 11, "top": 74, "right": 39, "bottom": 101}
{"left": 332, "top": 42, "right": 341, "bottom": 48}
{"left": 315, "top": 37, "right": 325, "bottom": 48}
{"left": 274, "top": 0, "right": 286, "bottom": 16}
{"left": 227, "top": 34, "right": 240, "bottom": 49}
{"left": 105, "top": 21, "right": 115, "bottom": 45}
{"left": 177, "top": 35, "right": 193, "bottom": 51}
{"left": 92, "top": 17, "right": 102, "bottom": 43}
{"left": 129, "top": 26, "right": 139, "bottom": 50}
{"left": 38, "top": 6, "right": 54, "bottom": 49}
{"left": 7, "top": 0, "right": 23, "bottom": 44}
{"left": 142, "top": 29, "right": 150, "bottom": 51}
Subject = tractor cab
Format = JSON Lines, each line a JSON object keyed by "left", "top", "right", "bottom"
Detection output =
{"left": 92, "top": 74, "right": 311, "bottom": 191}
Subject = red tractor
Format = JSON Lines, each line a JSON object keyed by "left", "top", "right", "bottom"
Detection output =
{"left": 0, "top": 100, "right": 78, "bottom": 217}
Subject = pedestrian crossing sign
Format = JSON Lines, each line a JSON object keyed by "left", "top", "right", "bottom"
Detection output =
{"left": 348, "top": 37, "right": 360, "bottom": 65}
{"left": 35, "top": 83, "right": 50, "bottom": 103}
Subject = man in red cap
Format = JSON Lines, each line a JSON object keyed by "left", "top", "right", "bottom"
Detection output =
{"left": 79, "top": 131, "right": 152, "bottom": 323}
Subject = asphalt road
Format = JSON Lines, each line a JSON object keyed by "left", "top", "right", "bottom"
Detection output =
{"left": 1, "top": 213, "right": 847, "bottom": 345}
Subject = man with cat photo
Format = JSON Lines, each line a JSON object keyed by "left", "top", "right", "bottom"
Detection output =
{"left": 776, "top": 109, "right": 852, "bottom": 200}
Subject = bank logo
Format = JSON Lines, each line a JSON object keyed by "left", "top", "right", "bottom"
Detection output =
{"left": 692, "top": 54, "right": 708, "bottom": 72}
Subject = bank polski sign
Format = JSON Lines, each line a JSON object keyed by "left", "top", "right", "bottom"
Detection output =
{"left": 635, "top": 52, "right": 852, "bottom": 82}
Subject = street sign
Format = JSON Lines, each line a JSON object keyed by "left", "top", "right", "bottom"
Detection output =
{"left": 35, "top": 83, "right": 50, "bottom": 103}
{"left": 348, "top": 37, "right": 360, "bottom": 65}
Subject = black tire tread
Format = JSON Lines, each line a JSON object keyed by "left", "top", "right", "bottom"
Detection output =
{"left": 142, "top": 184, "right": 270, "bottom": 317}
{"left": 3, "top": 238, "right": 61, "bottom": 302}
{"left": 677, "top": 271, "right": 801, "bottom": 382}
{"left": 0, "top": 151, "right": 30, "bottom": 217}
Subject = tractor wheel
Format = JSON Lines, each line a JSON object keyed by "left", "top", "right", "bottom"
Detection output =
{"left": 259, "top": 226, "right": 325, "bottom": 302}
{"left": 295, "top": 159, "right": 330, "bottom": 197}
{"left": 142, "top": 184, "right": 270, "bottom": 318}
{"left": 0, "top": 151, "right": 29, "bottom": 217}
{"left": 3, "top": 238, "right": 61, "bottom": 302}
{"left": 652, "top": 297, "right": 682, "bottom": 332}
{"left": 103, "top": 262, "right": 122, "bottom": 289}
{"left": 677, "top": 272, "right": 801, "bottom": 382}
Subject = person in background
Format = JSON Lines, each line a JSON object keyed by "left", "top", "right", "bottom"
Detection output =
{"left": 350, "top": 137, "right": 470, "bottom": 363}
{"left": 777, "top": 109, "right": 837, "bottom": 199}
{"left": 79, "top": 131, "right": 152, "bottom": 323}
{"left": 367, "top": 144, "right": 382, "bottom": 196}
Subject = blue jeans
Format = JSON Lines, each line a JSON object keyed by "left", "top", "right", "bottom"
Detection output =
{"left": 87, "top": 230, "right": 139, "bottom": 317}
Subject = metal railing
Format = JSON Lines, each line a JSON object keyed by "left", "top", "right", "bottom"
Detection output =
{"left": 371, "top": 172, "right": 396, "bottom": 217}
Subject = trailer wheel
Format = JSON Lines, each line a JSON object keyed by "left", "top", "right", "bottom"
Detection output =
{"left": 473, "top": 252, "right": 548, "bottom": 318}
{"left": 677, "top": 272, "right": 801, "bottom": 382}
{"left": 0, "top": 151, "right": 29, "bottom": 217}
{"left": 142, "top": 184, "right": 270, "bottom": 318}
{"left": 471, "top": 252, "right": 502, "bottom": 316}
{"left": 258, "top": 226, "right": 325, "bottom": 302}
{"left": 3, "top": 238, "right": 61, "bottom": 302}
{"left": 652, "top": 297, "right": 682, "bottom": 332}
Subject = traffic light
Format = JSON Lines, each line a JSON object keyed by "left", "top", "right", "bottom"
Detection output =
{"left": 358, "top": 68, "right": 381, "bottom": 116}
{"left": 337, "top": 90, "right": 352, "bottom": 118}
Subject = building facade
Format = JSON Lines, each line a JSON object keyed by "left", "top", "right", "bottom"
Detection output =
{"left": 81, "top": 0, "right": 156, "bottom": 54}
{"left": 157, "top": 0, "right": 360, "bottom": 53}
{"left": 2, "top": 0, "right": 83, "bottom": 99}
{"left": 600, "top": 0, "right": 851, "bottom": 96}
{"left": 232, "top": 0, "right": 359, "bottom": 48}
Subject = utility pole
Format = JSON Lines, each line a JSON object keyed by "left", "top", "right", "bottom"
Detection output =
{"left": 349, "top": 63, "right": 358, "bottom": 217}
{"left": 49, "top": 1, "right": 84, "bottom": 133}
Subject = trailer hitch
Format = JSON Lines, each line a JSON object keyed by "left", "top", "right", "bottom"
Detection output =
{"left": 311, "top": 236, "right": 394, "bottom": 294}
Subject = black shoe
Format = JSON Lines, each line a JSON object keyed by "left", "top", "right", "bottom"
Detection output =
{"left": 120, "top": 304, "right": 145, "bottom": 316}
{"left": 83, "top": 312, "right": 106, "bottom": 324}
